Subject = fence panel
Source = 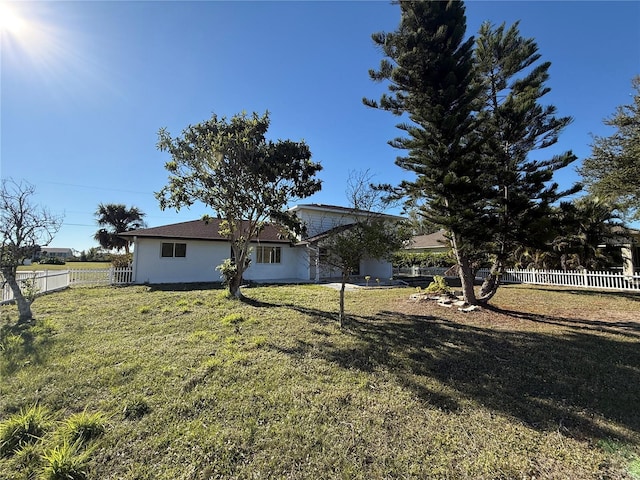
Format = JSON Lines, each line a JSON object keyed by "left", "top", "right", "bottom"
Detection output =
{"left": 475, "top": 268, "right": 640, "bottom": 292}
{"left": 1, "top": 267, "right": 134, "bottom": 304}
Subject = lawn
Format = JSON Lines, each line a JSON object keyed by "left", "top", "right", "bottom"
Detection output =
{"left": 1, "top": 283, "right": 639, "bottom": 479}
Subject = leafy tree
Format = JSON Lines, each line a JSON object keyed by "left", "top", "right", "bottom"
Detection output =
{"left": 366, "top": 1, "right": 577, "bottom": 304}
{"left": 473, "top": 21, "right": 579, "bottom": 300}
{"left": 578, "top": 75, "right": 640, "bottom": 220}
{"left": 315, "top": 173, "right": 410, "bottom": 327}
{"left": 0, "top": 179, "right": 62, "bottom": 323}
{"left": 155, "top": 111, "right": 322, "bottom": 298}
{"left": 94, "top": 204, "right": 145, "bottom": 255}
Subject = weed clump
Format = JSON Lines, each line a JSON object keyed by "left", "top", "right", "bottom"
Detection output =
{"left": 0, "top": 405, "right": 51, "bottom": 457}
{"left": 41, "top": 441, "right": 91, "bottom": 480}
{"left": 123, "top": 397, "right": 151, "bottom": 420}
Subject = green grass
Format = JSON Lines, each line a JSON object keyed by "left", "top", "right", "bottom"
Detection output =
{"left": 1, "top": 283, "right": 639, "bottom": 478}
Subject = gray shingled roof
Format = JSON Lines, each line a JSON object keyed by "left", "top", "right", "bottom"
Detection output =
{"left": 119, "top": 219, "right": 292, "bottom": 243}
{"left": 406, "top": 230, "right": 450, "bottom": 250}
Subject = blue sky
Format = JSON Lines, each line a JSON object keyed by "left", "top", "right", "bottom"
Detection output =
{"left": 1, "top": 1, "right": 639, "bottom": 253}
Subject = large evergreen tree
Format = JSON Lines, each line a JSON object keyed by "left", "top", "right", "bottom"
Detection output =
{"left": 578, "top": 75, "right": 640, "bottom": 220}
{"left": 473, "top": 21, "right": 579, "bottom": 300}
{"left": 366, "top": 1, "right": 578, "bottom": 304}
{"left": 364, "top": 0, "right": 487, "bottom": 303}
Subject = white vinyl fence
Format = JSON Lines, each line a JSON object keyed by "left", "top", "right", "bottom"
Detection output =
{"left": 1, "top": 267, "right": 133, "bottom": 304}
{"left": 477, "top": 268, "right": 640, "bottom": 292}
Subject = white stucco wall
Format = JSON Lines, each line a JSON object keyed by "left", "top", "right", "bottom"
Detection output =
{"left": 133, "top": 238, "right": 229, "bottom": 284}
{"left": 132, "top": 238, "right": 311, "bottom": 284}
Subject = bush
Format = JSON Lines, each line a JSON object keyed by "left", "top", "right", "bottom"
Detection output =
{"left": 38, "top": 257, "right": 66, "bottom": 265}
{"left": 392, "top": 251, "right": 455, "bottom": 268}
{"left": 424, "top": 275, "right": 452, "bottom": 294}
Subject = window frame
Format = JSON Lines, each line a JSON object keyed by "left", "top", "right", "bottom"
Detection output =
{"left": 161, "top": 242, "right": 187, "bottom": 258}
{"left": 256, "top": 245, "right": 282, "bottom": 264}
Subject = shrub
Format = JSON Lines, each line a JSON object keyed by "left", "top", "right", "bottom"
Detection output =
{"left": 0, "top": 405, "right": 52, "bottom": 457}
{"left": 424, "top": 275, "right": 452, "bottom": 294}
{"left": 38, "top": 257, "right": 66, "bottom": 265}
{"left": 110, "top": 254, "right": 132, "bottom": 268}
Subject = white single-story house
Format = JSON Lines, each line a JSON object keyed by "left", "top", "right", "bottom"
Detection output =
{"left": 39, "top": 247, "right": 75, "bottom": 259}
{"left": 119, "top": 204, "right": 403, "bottom": 285}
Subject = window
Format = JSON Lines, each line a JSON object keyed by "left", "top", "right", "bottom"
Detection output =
{"left": 256, "top": 246, "right": 281, "bottom": 264}
{"left": 161, "top": 242, "right": 187, "bottom": 258}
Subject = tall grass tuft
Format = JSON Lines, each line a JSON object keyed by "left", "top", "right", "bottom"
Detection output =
{"left": 59, "top": 411, "right": 107, "bottom": 444}
{"left": 41, "top": 441, "right": 90, "bottom": 480}
{"left": 0, "top": 405, "right": 51, "bottom": 457}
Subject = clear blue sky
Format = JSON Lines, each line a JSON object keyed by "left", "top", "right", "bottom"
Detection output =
{"left": 1, "top": 1, "right": 639, "bottom": 253}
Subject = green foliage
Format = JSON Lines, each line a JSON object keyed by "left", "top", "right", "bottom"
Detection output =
{"left": 59, "top": 411, "right": 107, "bottom": 444}
{"left": 41, "top": 441, "right": 90, "bottom": 480}
{"left": 424, "top": 275, "right": 452, "bottom": 294}
{"left": 38, "top": 257, "right": 66, "bottom": 265}
{"left": 392, "top": 250, "right": 455, "bottom": 268}
{"left": 110, "top": 253, "right": 132, "bottom": 268}
{"left": 579, "top": 76, "right": 640, "bottom": 220}
{"left": 366, "top": 3, "right": 578, "bottom": 305}
{"left": 155, "top": 111, "right": 322, "bottom": 297}
{"left": 94, "top": 203, "right": 145, "bottom": 254}
{"left": 0, "top": 405, "right": 51, "bottom": 457}
{"left": 0, "top": 317, "right": 56, "bottom": 375}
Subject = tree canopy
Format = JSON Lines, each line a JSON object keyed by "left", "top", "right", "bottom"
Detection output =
{"left": 365, "top": 1, "right": 578, "bottom": 304}
{"left": 94, "top": 203, "right": 146, "bottom": 255}
{"left": 578, "top": 75, "right": 640, "bottom": 220}
{"left": 155, "top": 111, "right": 322, "bottom": 298}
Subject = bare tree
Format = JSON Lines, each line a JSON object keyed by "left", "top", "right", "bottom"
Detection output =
{"left": 0, "top": 179, "right": 62, "bottom": 323}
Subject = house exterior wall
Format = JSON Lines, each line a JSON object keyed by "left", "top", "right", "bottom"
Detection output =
{"left": 132, "top": 238, "right": 311, "bottom": 284}
{"left": 133, "top": 238, "right": 229, "bottom": 284}
{"left": 243, "top": 243, "right": 309, "bottom": 281}
{"left": 294, "top": 208, "right": 360, "bottom": 238}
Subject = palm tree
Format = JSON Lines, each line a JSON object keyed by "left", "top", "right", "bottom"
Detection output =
{"left": 94, "top": 203, "right": 145, "bottom": 254}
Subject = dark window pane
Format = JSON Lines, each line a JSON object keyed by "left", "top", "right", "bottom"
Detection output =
{"left": 175, "top": 243, "right": 187, "bottom": 257}
{"left": 161, "top": 243, "right": 174, "bottom": 257}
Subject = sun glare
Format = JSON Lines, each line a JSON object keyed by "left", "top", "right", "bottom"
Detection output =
{"left": 0, "top": 2, "right": 26, "bottom": 35}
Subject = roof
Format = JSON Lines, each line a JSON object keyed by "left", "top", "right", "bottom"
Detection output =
{"left": 290, "top": 204, "right": 404, "bottom": 221}
{"left": 119, "top": 219, "right": 292, "bottom": 244}
{"left": 41, "top": 247, "right": 73, "bottom": 253}
{"left": 406, "top": 230, "right": 450, "bottom": 250}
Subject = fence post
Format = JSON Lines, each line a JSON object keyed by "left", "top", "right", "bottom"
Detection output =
{"left": 583, "top": 269, "right": 588, "bottom": 288}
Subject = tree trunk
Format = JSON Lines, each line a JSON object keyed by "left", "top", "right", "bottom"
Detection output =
{"left": 228, "top": 273, "right": 244, "bottom": 299}
{"left": 2, "top": 269, "right": 33, "bottom": 323}
{"left": 339, "top": 279, "right": 346, "bottom": 329}
{"left": 450, "top": 233, "right": 477, "bottom": 304}
{"left": 478, "top": 257, "right": 504, "bottom": 303}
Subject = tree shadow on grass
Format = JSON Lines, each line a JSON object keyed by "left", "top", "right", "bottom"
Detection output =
{"left": 270, "top": 303, "right": 640, "bottom": 443}
{"left": 0, "top": 318, "right": 55, "bottom": 375}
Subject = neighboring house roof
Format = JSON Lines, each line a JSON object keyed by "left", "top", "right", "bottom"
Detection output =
{"left": 119, "top": 219, "right": 292, "bottom": 244}
{"left": 406, "top": 230, "right": 450, "bottom": 250}
{"left": 41, "top": 248, "right": 74, "bottom": 254}
{"left": 290, "top": 203, "right": 403, "bottom": 221}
